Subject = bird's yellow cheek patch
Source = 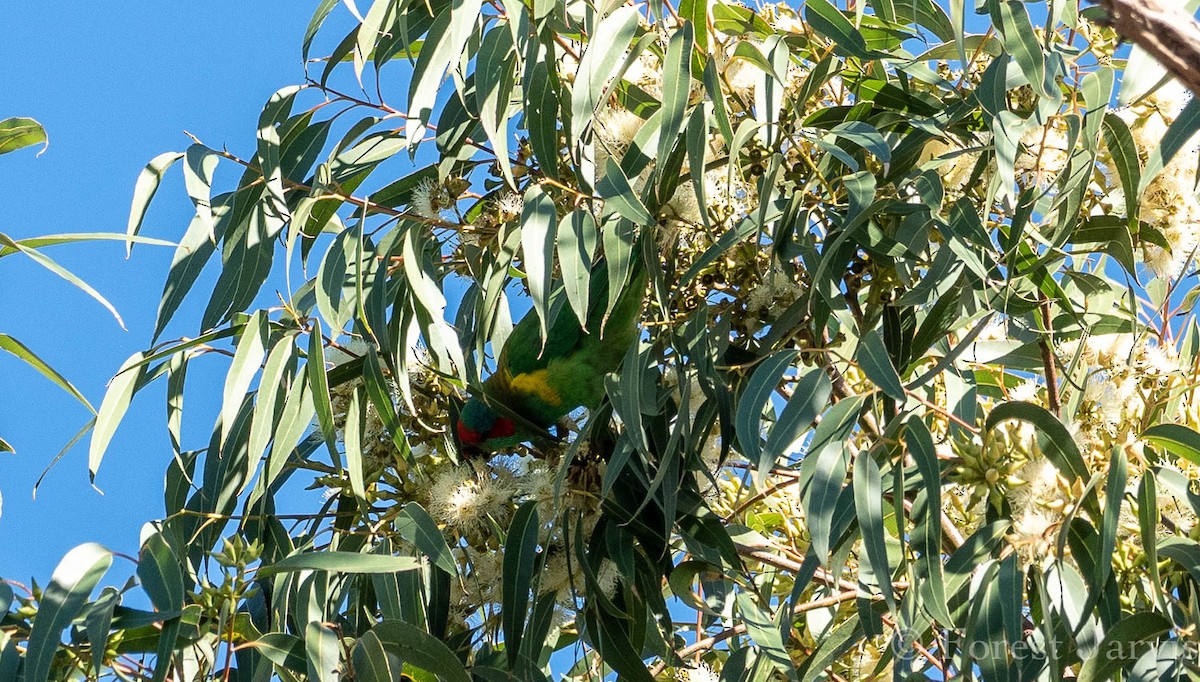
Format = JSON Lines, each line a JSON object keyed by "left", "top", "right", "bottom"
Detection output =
{"left": 510, "top": 369, "right": 562, "bottom": 406}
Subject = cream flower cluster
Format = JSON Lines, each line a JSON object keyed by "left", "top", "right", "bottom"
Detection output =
{"left": 415, "top": 444, "right": 633, "bottom": 635}
{"left": 1115, "top": 82, "right": 1200, "bottom": 279}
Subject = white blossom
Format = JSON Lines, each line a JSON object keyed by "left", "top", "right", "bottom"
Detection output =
{"left": 1008, "top": 379, "right": 1042, "bottom": 404}
{"left": 677, "top": 663, "right": 720, "bottom": 682}
{"left": 410, "top": 177, "right": 443, "bottom": 219}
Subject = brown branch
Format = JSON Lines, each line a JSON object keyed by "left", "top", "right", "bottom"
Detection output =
{"left": 1097, "top": 0, "right": 1200, "bottom": 98}
{"left": 1037, "top": 294, "right": 1062, "bottom": 416}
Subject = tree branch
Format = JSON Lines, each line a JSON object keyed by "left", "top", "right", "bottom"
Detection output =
{"left": 1097, "top": 0, "right": 1200, "bottom": 97}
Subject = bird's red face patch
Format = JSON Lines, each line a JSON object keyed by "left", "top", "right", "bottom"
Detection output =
{"left": 457, "top": 416, "right": 517, "bottom": 446}
{"left": 488, "top": 417, "right": 517, "bottom": 440}
{"left": 457, "top": 419, "right": 483, "bottom": 445}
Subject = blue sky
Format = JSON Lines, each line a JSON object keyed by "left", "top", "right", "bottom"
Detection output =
{"left": 0, "top": 4, "right": 342, "bottom": 586}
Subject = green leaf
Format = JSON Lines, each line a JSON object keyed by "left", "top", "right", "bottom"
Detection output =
{"left": 152, "top": 198, "right": 224, "bottom": 340}
{"left": 397, "top": 503, "right": 458, "bottom": 575}
{"left": 989, "top": 0, "right": 1050, "bottom": 97}
{"left": 84, "top": 588, "right": 119, "bottom": 678}
{"left": 906, "top": 417, "right": 954, "bottom": 626}
{"left": 557, "top": 209, "right": 597, "bottom": 326}
{"left": 1142, "top": 423, "right": 1200, "bottom": 466}
{"left": 679, "top": 0, "right": 709, "bottom": 50}
{"left": 856, "top": 329, "right": 905, "bottom": 401}
{"left": 1096, "top": 447, "right": 1126, "bottom": 598}
{"left": 735, "top": 591, "right": 797, "bottom": 680}
{"left": 0, "top": 232, "right": 125, "bottom": 329}
{"left": 126, "top": 151, "right": 184, "bottom": 256}
{"left": 308, "top": 321, "right": 341, "bottom": 464}
{"left": 475, "top": 24, "right": 518, "bottom": 186}
{"left": 183, "top": 144, "right": 219, "bottom": 241}
{"left": 502, "top": 501, "right": 539, "bottom": 666}
{"left": 702, "top": 57, "right": 734, "bottom": 145}
{"left": 827, "top": 121, "right": 891, "bottom": 162}
{"left": 686, "top": 106, "right": 712, "bottom": 232}
{"left": 1077, "top": 612, "right": 1172, "bottom": 682}
{"left": 805, "top": 438, "right": 848, "bottom": 561}
{"left": 0, "top": 334, "right": 95, "bottom": 413}
{"left": 0, "top": 117, "right": 47, "bottom": 155}
{"left": 761, "top": 368, "right": 832, "bottom": 486}
{"left": 363, "top": 346, "right": 405, "bottom": 452}
{"left": 407, "top": 0, "right": 484, "bottom": 143}
{"left": 248, "top": 632, "right": 307, "bottom": 672}
{"left": 137, "top": 533, "right": 184, "bottom": 612}
{"left": 89, "top": 352, "right": 147, "bottom": 483}
{"left": 597, "top": 158, "right": 654, "bottom": 225}
{"left": 853, "top": 449, "right": 895, "bottom": 613}
{"left": 1100, "top": 113, "right": 1142, "bottom": 229}
{"left": 657, "top": 22, "right": 694, "bottom": 177}
{"left": 303, "top": 0, "right": 341, "bottom": 65}
{"left": 248, "top": 333, "right": 298, "bottom": 464}
{"left": 221, "top": 311, "right": 269, "bottom": 446}
{"left": 138, "top": 533, "right": 185, "bottom": 682}
{"left": 804, "top": 0, "right": 874, "bottom": 60}
{"left": 1138, "top": 474, "right": 1166, "bottom": 611}
{"left": 265, "top": 372, "right": 316, "bottom": 490}
{"left": 355, "top": 0, "right": 396, "bottom": 80}
{"left": 351, "top": 630, "right": 404, "bottom": 682}
{"left": 345, "top": 386, "right": 368, "bottom": 502}
{"left": 306, "top": 621, "right": 341, "bottom": 682}
{"left": 371, "top": 620, "right": 472, "bottom": 682}
{"left": 735, "top": 349, "right": 799, "bottom": 472}
{"left": 258, "top": 551, "right": 422, "bottom": 576}
{"left": 316, "top": 225, "right": 358, "bottom": 333}
{"left": 0, "top": 232, "right": 174, "bottom": 259}
{"left": 571, "top": 5, "right": 641, "bottom": 143}
{"left": 521, "top": 185, "right": 557, "bottom": 344}
{"left": 25, "top": 543, "right": 112, "bottom": 682}
{"left": 523, "top": 59, "right": 561, "bottom": 180}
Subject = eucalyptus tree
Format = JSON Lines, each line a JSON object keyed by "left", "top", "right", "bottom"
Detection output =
{"left": 6, "top": 0, "right": 1200, "bottom": 679}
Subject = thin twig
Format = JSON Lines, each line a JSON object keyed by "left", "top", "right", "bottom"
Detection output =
{"left": 1037, "top": 294, "right": 1062, "bottom": 415}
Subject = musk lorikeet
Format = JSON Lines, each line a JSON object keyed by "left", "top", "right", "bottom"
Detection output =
{"left": 457, "top": 247, "right": 650, "bottom": 451}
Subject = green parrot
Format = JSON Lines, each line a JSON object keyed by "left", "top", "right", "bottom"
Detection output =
{"left": 456, "top": 245, "right": 649, "bottom": 451}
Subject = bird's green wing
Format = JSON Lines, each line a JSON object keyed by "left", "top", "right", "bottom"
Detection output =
{"left": 499, "top": 293, "right": 585, "bottom": 377}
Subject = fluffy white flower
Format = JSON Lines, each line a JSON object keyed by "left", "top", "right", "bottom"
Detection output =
{"left": 677, "top": 663, "right": 720, "bottom": 682}
{"left": 496, "top": 191, "right": 523, "bottom": 218}
{"left": 1118, "top": 80, "right": 1192, "bottom": 156}
{"left": 1008, "top": 379, "right": 1042, "bottom": 404}
{"left": 518, "top": 463, "right": 556, "bottom": 505}
{"left": 427, "top": 462, "right": 516, "bottom": 531}
{"left": 1142, "top": 343, "right": 1178, "bottom": 377}
{"left": 921, "top": 138, "right": 983, "bottom": 196}
{"left": 1011, "top": 508, "right": 1057, "bottom": 545}
{"left": 747, "top": 267, "right": 804, "bottom": 315}
{"left": 1016, "top": 117, "right": 1072, "bottom": 188}
{"left": 594, "top": 105, "right": 644, "bottom": 158}
{"left": 595, "top": 559, "right": 620, "bottom": 597}
{"left": 1083, "top": 374, "right": 1136, "bottom": 425}
{"left": 410, "top": 177, "right": 443, "bottom": 219}
{"left": 1139, "top": 155, "right": 1200, "bottom": 279}
{"left": 1006, "top": 456, "right": 1067, "bottom": 517}
{"left": 724, "top": 53, "right": 762, "bottom": 97}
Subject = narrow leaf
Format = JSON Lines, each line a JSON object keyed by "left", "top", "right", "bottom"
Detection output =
{"left": 25, "top": 544, "right": 112, "bottom": 682}
{"left": 126, "top": 151, "right": 184, "bottom": 256}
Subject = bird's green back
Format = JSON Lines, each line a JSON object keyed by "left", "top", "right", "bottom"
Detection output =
{"left": 482, "top": 247, "right": 649, "bottom": 426}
